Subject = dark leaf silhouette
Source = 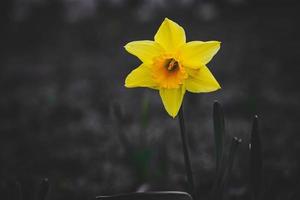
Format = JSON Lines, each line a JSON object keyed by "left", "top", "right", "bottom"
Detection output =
{"left": 250, "top": 115, "right": 263, "bottom": 200}
{"left": 36, "top": 178, "right": 49, "bottom": 200}
{"left": 97, "top": 191, "right": 193, "bottom": 200}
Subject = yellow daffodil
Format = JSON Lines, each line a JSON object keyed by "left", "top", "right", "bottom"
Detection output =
{"left": 124, "top": 18, "right": 221, "bottom": 118}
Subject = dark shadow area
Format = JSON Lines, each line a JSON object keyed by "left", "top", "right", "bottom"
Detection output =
{"left": 0, "top": 0, "right": 299, "bottom": 199}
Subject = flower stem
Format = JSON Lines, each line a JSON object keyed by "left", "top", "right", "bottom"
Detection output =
{"left": 178, "top": 106, "right": 196, "bottom": 200}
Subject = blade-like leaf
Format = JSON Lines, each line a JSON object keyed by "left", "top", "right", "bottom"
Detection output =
{"left": 213, "top": 101, "right": 225, "bottom": 172}
{"left": 219, "top": 137, "right": 242, "bottom": 197}
{"left": 37, "top": 178, "right": 49, "bottom": 200}
{"left": 211, "top": 137, "right": 242, "bottom": 200}
{"left": 96, "top": 191, "right": 193, "bottom": 200}
{"left": 210, "top": 101, "right": 226, "bottom": 200}
{"left": 250, "top": 115, "right": 263, "bottom": 200}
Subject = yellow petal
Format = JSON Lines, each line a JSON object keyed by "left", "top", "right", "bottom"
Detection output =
{"left": 154, "top": 18, "right": 186, "bottom": 52}
{"left": 180, "top": 41, "right": 221, "bottom": 69}
{"left": 124, "top": 40, "right": 164, "bottom": 64}
{"left": 185, "top": 66, "right": 221, "bottom": 93}
{"left": 125, "top": 64, "right": 158, "bottom": 89}
{"left": 159, "top": 85, "right": 186, "bottom": 118}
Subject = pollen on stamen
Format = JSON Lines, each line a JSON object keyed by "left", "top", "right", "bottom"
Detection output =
{"left": 166, "top": 58, "right": 179, "bottom": 71}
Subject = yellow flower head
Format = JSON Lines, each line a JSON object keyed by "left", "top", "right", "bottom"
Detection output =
{"left": 124, "top": 18, "right": 221, "bottom": 118}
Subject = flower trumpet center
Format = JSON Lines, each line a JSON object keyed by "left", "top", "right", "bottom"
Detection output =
{"left": 153, "top": 56, "right": 188, "bottom": 89}
{"left": 166, "top": 58, "right": 179, "bottom": 71}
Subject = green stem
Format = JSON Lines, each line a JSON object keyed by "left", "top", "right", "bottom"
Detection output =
{"left": 178, "top": 106, "right": 196, "bottom": 200}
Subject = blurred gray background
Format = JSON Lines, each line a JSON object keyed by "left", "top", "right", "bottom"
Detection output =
{"left": 0, "top": 0, "right": 300, "bottom": 199}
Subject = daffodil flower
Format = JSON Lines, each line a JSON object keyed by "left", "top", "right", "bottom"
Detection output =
{"left": 124, "top": 18, "right": 221, "bottom": 118}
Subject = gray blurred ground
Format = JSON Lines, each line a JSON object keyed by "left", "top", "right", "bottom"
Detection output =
{"left": 0, "top": 0, "right": 300, "bottom": 199}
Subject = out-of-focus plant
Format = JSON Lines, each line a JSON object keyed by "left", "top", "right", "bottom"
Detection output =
{"left": 98, "top": 101, "right": 266, "bottom": 200}
{"left": 8, "top": 178, "right": 49, "bottom": 200}
{"left": 6, "top": 102, "right": 264, "bottom": 200}
{"left": 210, "top": 101, "right": 242, "bottom": 200}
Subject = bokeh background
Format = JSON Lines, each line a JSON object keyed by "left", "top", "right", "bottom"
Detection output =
{"left": 1, "top": 0, "right": 300, "bottom": 199}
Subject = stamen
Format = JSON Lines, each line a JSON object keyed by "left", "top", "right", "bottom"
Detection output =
{"left": 167, "top": 59, "right": 179, "bottom": 71}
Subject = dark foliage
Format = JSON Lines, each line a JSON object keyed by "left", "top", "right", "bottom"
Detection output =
{"left": 1, "top": 0, "right": 300, "bottom": 200}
